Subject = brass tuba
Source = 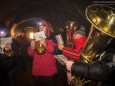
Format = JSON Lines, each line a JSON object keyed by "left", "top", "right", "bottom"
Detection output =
{"left": 74, "top": 5, "right": 115, "bottom": 86}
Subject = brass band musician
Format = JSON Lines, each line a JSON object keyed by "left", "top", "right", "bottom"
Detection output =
{"left": 58, "top": 21, "right": 86, "bottom": 85}
{"left": 0, "top": 27, "right": 21, "bottom": 86}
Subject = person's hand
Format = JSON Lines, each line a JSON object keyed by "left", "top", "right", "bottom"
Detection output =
{"left": 58, "top": 44, "right": 64, "bottom": 51}
{"left": 39, "top": 38, "right": 46, "bottom": 46}
{"left": 65, "top": 61, "right": 74, "bottom": 71}
{"left": 30, "top": 39, "right": 36, "bottom": 50}
{"left": 5, "top": 43, "right": 12, "bottom": 50}
{"left": 67, "top": 71, "right": 72, "bottom": 82}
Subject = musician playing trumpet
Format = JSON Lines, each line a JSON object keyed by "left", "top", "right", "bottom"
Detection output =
{"left": 28, "top": 18, "right": 58, "bottom": 86}
{"left": 0, "top": 34, "right": 21, "bottom": 86}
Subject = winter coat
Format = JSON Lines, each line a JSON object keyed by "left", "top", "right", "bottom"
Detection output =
{"left": 28, "top": 39, "right": 57, "bottom": 76}
{"left": 62, "top": 36, "right": 86, "bottom": 60}
{"left": 0, "top": 39, "right": 21, "bottom": 72}
{"left": 71, "top": 48, "right": 115, "bottom": 86}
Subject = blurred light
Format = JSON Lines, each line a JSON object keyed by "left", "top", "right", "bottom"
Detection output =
{"left": 0, "top": 31, "right": 6, "bottom": 37}
{"left": 30, "top": 32, "right": 34, "bottom": 39}
{"left": 1, "top": 31, "right": 4, "bottom": 34}
{"left": 38, "top": 22, "right": 45, "bottom": 26}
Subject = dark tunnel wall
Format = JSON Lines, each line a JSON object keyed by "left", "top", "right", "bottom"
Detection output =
{"left": 0, "top": 0, "right": 115, "bottom": 48}
{"left": 6, "top": 0, "right": 92, "bottom": 36}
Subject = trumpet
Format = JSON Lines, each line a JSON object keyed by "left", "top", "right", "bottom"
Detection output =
{"left": 0, "top": 47, "right": 14, "bottom": 57}
{"left": 36, "top": 41, "right": 45, "bottom": 54}
{"left": 4, "top": 48, "right": 14, "bottom": 57}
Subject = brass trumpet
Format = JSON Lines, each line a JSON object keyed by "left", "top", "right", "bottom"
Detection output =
{"left": 0, "top": 47, "right": 14, "bottom": 57}
{"left": 0, "top": 44, "right": 14, "bottom": 57}
{"left": 4, "top": 48, "right": 14, "bottom": 57}
{"left": 36, "top": 41, "right": 45, "bottom": 54}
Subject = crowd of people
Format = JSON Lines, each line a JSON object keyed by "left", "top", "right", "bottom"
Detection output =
{"left": 0, "top": 11, "right": 115, "bottom": 86}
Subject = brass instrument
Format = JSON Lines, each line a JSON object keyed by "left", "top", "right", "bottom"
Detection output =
{"left": 4, "top": 48, "right": 14, "bottom": 57}
{"left": 36, "top": 41, "right": 45, "bottom": 54}
{"left": 0, "top": 44, "right": 14, "bottom": 57}
{"left": 72, "top": 5, "right": 115, "bottom": 86}
{"left": 65, "top": 21, "right": 78, "bottom": 85}
{"left": 0, "top": 47, "right": 14, "bottom": 57}
{"left": 65, "top": 21, "right": 78, "bottom": 48}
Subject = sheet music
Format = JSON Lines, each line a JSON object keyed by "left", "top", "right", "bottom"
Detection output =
{"left": 55, "top": 34, "right": 64, "bottom": 44}
{"left": 34, "top": 31, "right": 46, "bottom": 41}
{"left": 0, "top": 37, "right": 12, "bottom": 46}
{"left": 54, "top": 54, "right": 67, "bottom": 65}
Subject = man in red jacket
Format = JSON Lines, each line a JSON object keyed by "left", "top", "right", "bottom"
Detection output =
{"left": 58, "top": 26, "right": 86, "bottom": 82}
{"left": 58, "top": 26, "right": 86, "bottom": 60}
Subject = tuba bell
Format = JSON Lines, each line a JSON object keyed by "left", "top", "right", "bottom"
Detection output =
{"left": 73, "top": 5, "right": 115, "bottom": 86}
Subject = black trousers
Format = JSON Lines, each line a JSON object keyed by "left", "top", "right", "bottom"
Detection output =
{"left": 33, "top": 76, "right": 54, "bottom": 86}
{"left": 0, "top": 70, "right": 14, "bottom": 86}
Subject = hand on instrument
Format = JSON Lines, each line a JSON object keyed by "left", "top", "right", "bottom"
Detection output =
{"left": 58, "top": 44, "right": 64, "bottom": 51}
{"left": 30, "top": 39, "right": 36, "bottom": 50}
{"left": 39, "top": 38, "right": 46, "bottom": 46}
{"left": 65, "top": 61, "right": 74, "bottom": 71}
{"left": 5, "top": 43, "right": 12, "bottom": 50}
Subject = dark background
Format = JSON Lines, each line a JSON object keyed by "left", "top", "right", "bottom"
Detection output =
{"left": 0, "top": 0, "right": 115, "bottom": 46}
{"left": 0, "top": 1, "right": 115, "bottom": 86}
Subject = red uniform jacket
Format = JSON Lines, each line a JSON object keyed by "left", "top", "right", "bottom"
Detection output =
{"left": 62, "top": 36, "right": 86, "bottom": 60}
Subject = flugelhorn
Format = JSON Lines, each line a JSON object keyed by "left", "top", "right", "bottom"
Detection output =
{"left": 73, "top": 5, "right": 115, "bottom": 86}
{"left": 36, "top": 41, "right": 45, "bottom": 54}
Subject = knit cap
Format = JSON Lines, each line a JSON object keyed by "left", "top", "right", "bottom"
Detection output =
{"left": 76, "top": 26, "right": 86, "bottom": 36}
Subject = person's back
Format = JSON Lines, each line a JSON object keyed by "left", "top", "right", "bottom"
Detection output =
{"left": 15, "top": 30, "right": 30, "bottom": 72}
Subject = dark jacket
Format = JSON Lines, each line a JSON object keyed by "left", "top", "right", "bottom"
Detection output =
{"left": 71, "top": 48, "right": 115, "bottom": 86}
{"left": 16, "top": 35, "right": 29, "bottom": 57}
{"left": 0, "top": 39, "right": 21, "bottom": 72}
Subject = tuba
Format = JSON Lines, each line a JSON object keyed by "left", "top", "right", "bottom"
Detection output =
{"left": 73, "top": 5, "right": 115, "bottom": 86}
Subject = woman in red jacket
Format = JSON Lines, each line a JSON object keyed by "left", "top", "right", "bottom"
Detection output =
{"left": 28, "top": 18, "right": 57, "bottom": 86}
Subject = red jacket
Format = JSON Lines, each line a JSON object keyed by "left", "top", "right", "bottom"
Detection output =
{"left": 28, "top": 39, "right": 57, "bottom": 76}
{"left": 62, "top": 36, "right": 86, "bottom": 60}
